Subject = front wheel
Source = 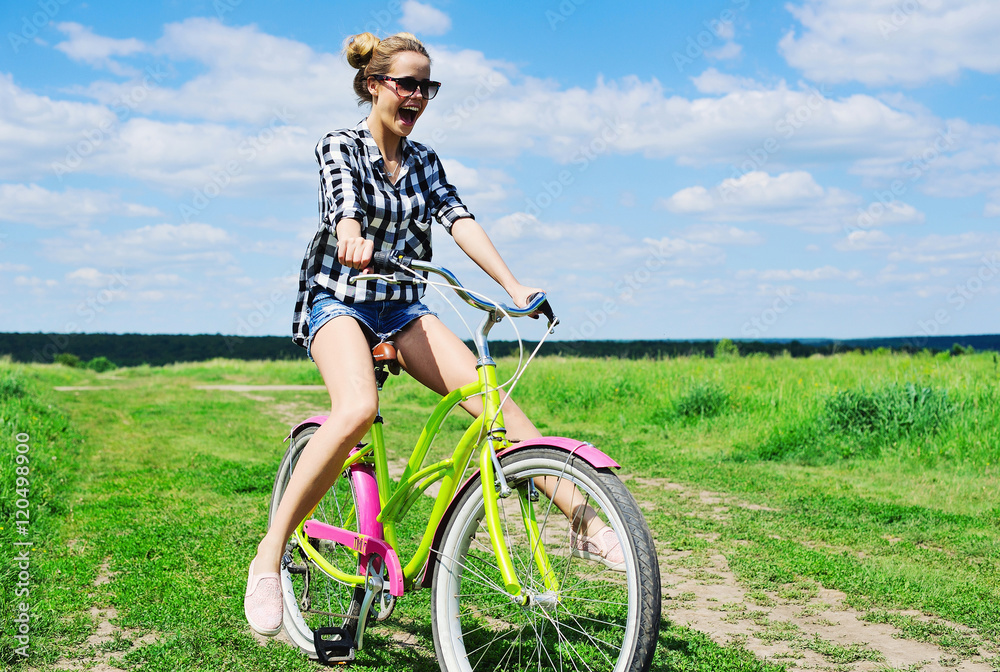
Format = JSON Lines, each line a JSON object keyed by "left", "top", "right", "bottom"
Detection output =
{"left": 431, "top": 446, "right": 661, "bottom": 672}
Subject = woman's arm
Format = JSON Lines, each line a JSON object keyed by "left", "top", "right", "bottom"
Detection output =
{"left": 451, "top": 217, "right": 542, "bottom": 308}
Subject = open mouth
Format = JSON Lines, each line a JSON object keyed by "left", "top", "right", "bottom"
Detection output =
{"left": 398, "top": 104, "right": 420, "bottom": 125}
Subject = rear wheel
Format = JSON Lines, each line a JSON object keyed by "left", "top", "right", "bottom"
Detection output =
{"left": 431, "top": 446, "right": 660, "bottom": 672}
{"left": 268, "top": 426, "right": 365, "bottom": 657}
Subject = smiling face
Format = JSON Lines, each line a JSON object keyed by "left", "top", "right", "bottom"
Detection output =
{"left": 367, "top": 50, "right": 432, "bottom": 141}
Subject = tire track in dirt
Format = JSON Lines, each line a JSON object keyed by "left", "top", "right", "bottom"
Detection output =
{"left": 628, "top": 477, "right": 996, "bottom": 672}
{"left": 40, "top": 555, "right": 160, "bottom": 672}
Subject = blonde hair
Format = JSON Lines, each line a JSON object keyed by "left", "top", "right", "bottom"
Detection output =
{"left": 344, "top": 32, "right": 431, "bottom": 105}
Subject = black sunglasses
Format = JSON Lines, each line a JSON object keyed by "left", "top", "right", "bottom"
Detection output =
{"left": 370, "top": 75, "right": 441, "bottom": 100}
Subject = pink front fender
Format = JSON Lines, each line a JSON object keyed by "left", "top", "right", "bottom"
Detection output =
{"left": 419, "top": 437, "right": 620, "bottom": 588}
{"left": 501, "top": 436, "right": 620, "bottom": 469}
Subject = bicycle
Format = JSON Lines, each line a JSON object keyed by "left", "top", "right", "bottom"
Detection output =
{"left": 268, "top": 251, "right": 661, "bottom": 671}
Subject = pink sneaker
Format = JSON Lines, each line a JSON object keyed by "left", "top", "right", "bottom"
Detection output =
{"left": 244, "top": 559, "right": 282, "bottom": 636}
{"left": 571, "top": 527, "right": 626, "bottom": 572}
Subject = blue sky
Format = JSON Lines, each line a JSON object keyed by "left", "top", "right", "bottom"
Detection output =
{"left": 1, "top": 0, "right": 999, "bottom": 343}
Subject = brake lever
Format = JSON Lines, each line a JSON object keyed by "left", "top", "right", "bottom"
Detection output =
{"left": 525, "top": 292, "right": 557, "bottom": 328}
{"left": 350, "top": 273, "right": 399, "bottom": 285}
{"left": 349, "top": 271, "right": 416, "bottom": 286}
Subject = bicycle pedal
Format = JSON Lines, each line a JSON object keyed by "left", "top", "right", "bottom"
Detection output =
{"left": 313, "top": 626, "right": 356, "bottom": 665}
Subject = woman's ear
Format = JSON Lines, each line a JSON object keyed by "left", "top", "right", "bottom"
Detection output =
{"left": 366, "top": 76, "right": 379, "bottom": 101}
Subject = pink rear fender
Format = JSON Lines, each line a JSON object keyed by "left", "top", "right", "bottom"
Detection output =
{"left": 419, "top": 437, "right": 620, "bottom": 589}
{"left": 286, "top": 415, "right": 329, "bottom": 442}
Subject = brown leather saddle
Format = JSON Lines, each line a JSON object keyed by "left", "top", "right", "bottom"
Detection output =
{"left": 371, "top": 341, "right": 400, "bottom": 379}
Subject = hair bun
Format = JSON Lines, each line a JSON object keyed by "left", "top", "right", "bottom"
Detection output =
{"left": 344, "top": 32, "right": 381, "bottom": 70}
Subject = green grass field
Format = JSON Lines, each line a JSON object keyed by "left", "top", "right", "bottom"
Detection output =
{"left": 1, "top": 351, "right": 998, "bottom": 671}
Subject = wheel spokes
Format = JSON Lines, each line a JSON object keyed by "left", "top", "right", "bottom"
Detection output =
{"left": 451, "top": 472, "right": 631, "bottom": 671}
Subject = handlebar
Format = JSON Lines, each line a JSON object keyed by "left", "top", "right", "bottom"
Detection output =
{"left": 358, "top": 251, "right": 557, "bottom": 326}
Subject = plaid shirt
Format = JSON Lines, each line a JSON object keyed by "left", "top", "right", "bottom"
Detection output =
{"left": 292, "top": 119, "right": 474, "bottom": 349}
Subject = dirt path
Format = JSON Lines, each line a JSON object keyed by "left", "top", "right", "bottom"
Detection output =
{"left": 35, "top": 557, "right": 160, "bottom": 672}
{"left": 636, "top": 478, "right": 996, "bottom": 672}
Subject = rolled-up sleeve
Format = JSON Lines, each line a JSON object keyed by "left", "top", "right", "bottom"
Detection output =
{"left": 316, "top": 134, "right": 365, "bottom": 233}
{"left": 427, "top": 151, "right": 473, "bottom": 235}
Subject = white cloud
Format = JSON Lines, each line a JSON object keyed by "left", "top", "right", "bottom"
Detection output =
{"left": 71, "top": 19, "right": 353, "bottom": 129}
{"left": 0, "top": 74, "right": 118, "bottom": 180}
{"left": 43, "top": 222, "right": 235, "bottom": 267}
{"left": 852, "top": 200, "right": 925, "bottom": 229}
{"left": 682, "top": 224, "right": 764, "bottom": 246}
{"left": 33, "top": 21, "right": 368, "bottom": 194}
{"left": 662, "top": 185, "right": 714, "bottom": 213}
{"left": 0, "top": 183, "right": 161, "bottom": 228}
{"left": 780, "top": 0, "right": 1000, "bottom": 86}
{"left": 438, "top": 159, "right": 511, "bottom": 212}
{"left": 472, "top": 214, "right": 726, "bottom": 326}
{"left": 642, "top": 236, "right": 726, "bottom": 268}
{"left": 487, "top": 216, "right": 729, "bottom": 284}
{"left": 15, "top": 276, "right": 58, "bottom": 289}
{"left": 836, "top": 229, "right": 894, "bottom": 251}
{"left": 661, "top": 171, "right": 928, "bottom": 233}
{"left": 104, "top": 116, "right": 313, "bottom": 194}
{"left": 487, "top": 213, "right": 532, "bottom": 241}
{"left": 152, "top": 19, "right": 350, "bottom": 124}
{"left": 691, "top": 68, "right": 759, "bottom": 94}
{"left": 400, "top": 1, "right": 453, "bottom": 36}
{"left": 0, "top": 99, "right": 311, "bottom": 195}
{"left": 875, "top": 265, "right": 931, "bottom": 285}
{"left": 706, "top": 41, "right": 742, "bottom": 61}
{"left": 55, "top": 22, "right": 145, "bottom": 75}
{"left": 743, "top": 266, "right": 864, "bottom": 282}
{"left": 718, "top": 171, "right": 827, "bottom": 205}
{"left": 887, "top": 232, "right": 1000, "bottom": 264}
{"left": 486, "top": 212, "right": 602, "bottom": 244}
{"left": 715, "top": 20, "right": 736, "bottom": 41}
{"left": 660, "top": 171, "right": 868, "bottom": 232}
{"left": 65, "top": 267, "right": 127, "bottom": 288}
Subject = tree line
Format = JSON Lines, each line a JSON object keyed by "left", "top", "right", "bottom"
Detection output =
{"left": 1, "top": 332, "right": 997, "bottom": 368}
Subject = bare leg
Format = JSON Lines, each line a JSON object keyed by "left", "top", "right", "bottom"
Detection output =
{"left": 395, "top": 315, "right": 608, "bottom": 537}
{"left": 252, "top": 317, "right": 379, "bottom": 576}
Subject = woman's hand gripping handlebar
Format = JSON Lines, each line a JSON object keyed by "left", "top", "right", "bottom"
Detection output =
{"left": 352, "top": 251, "right": 558, "bottom": 329}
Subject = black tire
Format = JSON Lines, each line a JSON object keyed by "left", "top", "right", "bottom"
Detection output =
{"left": 268, "top": 426, "right": 365, "bottom": 658}
{"left": 430, "top": 446, "right": 660, "bottom": 672}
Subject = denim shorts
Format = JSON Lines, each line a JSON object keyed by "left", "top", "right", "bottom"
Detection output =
{"left": 307, "top": 292, "right": 436, "bottom": 361}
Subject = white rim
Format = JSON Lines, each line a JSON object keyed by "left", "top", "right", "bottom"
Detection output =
{"left": 436, "top": 457, "right": 639, "bottom": 672}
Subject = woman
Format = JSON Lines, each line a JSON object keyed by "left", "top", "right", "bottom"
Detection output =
{"left": 244, "top": 31, "right": 621, "bottom": 637}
